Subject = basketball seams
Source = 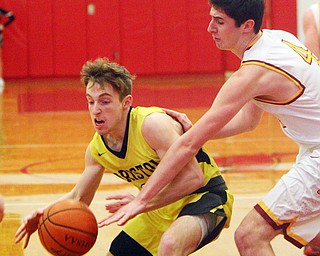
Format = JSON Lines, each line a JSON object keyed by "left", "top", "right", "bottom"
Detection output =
{"left": 38, "top": 199, "right": 98, "bottom": 255}
{"left": 38, "top": 215, "right": 48, "bottom": 252}
{"left": 41, "top": 219, "right": 79, "bottom": 255}
{"left": 39, "top": 211, "right": 79, "bottom": 255}
{"left": 46, "top": 208, "right": 98, "bottom": 237}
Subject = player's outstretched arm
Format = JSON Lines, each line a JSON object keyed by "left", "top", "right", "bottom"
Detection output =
{"left": 103, "top": 68, "right": 265, "bottom": 226}
{"left": 98, "top": 112, "right": 205, "bottom": 227}
{"left": 15, "top": 145, "right": 104, "bottom": 248}
{"left": 303, "top": 8, "right": 320, "bottom": 58}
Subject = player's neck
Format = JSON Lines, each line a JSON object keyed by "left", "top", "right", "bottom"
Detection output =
{"left": 234, "top": 30, "right": 262, "bottom": 59}
{"left": 244, "top": 31, "right": 262, "bottom": 54}
{"left": 105, "top": 133, "right": 124, "bottom": 152}
{"left": 104, "top": 108, "right": 130, "bottom": 151}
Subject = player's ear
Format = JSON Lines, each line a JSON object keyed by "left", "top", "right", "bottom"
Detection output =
{"left": 242, "top": 19, "right": 255, "bottom": 32}
{"left": 122, "top": 95, "right": 133, "bottom": 109}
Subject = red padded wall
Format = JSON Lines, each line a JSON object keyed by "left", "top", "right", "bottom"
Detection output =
{"left": 2, "top": 0, "right": 28, "bottom": 77}
{"left": 27, "top": 1, "right": 54, "bottom": 76}
{"left": 52, "top": 0, "right": 87, "bottom": 76}
{"left": 154, "top": 0, "right": 189, "bottom": 74}
{"left": 119, "top": 1, "right": 155, "bottom": 75}
{"left": 187, "top": 1, "right": 224, "bottom": 72}
{"left": 2, "top": 0, "right": 298, "bottom": 78}
{"left": 86, "top": 0, "right": 120, "bottom": 61}
{"left": 270, "top": 0, "right": 297, "bottom": 35}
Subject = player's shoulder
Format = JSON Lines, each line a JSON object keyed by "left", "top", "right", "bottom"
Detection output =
{"left": 132, "top": 106, "right": 166, "bottom": 125}
{"left": 143, "top": 110, "right": 171, "bottom": 128}
{"left": 133, "top": 106, "right": 163, "bottom": 116}
{"left": 144, "top": 110, "right": 181, "bottom": 134}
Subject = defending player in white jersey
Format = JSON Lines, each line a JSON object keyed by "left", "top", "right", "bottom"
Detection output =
{"left": 105, "top": 1, "right": 320, "bottom": 255}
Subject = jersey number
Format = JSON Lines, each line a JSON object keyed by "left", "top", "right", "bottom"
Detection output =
{"left": 282, "top": 40, "right": 320, "bottom": 66}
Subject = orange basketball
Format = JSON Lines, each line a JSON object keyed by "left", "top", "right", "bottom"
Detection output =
{"left": 38, "top": 199, "right": 98, "bottom": 256}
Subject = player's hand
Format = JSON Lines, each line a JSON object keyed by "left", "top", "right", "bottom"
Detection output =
{"left": 15, "top": 208, "right": 44, "bottom": 248}
{"left": 0, "top": 195, "right": 4, "bottom": 223}
{"left": 161, "top": 108, "right": 193, "bottom": 132}
{"left": 98, "top": 199, "right": 146, "bottom": 227}
{"left": 104, "top": 193, "right": 135, "bottom": 213}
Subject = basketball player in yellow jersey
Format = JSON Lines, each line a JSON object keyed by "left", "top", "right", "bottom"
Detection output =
{"left": 15, "top": 58, "right": 233, "bottom": 256}
{"left": 104, "top": 1, "right": 320, "bottom": 255}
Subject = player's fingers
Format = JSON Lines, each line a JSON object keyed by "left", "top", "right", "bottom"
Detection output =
{"left": 105, "top": 201, "right": 120, "bottom": 207}
{"left": 15, "top": 228, "right": 26, "bottom": 243}
{"left": 161, "top": 108, "right": 188, "bottom": 121}
{"left": 105, "top": 196, "right": 133, "bottom": 208}
{"left": 15, "top": 223, "right": 25, "bottom": 237}
{"left": 33, "top": 209, "right": 44, "bottom": 218}
{"left": 105, "top": 193, "right": 130, "bottom": 201}
{"left": 161, "top": 107, "right": 171, "bottom": 113}
{"left": 105, "top": 204, "right": 121, "bottom": 213}
{"left": 161, "top": 108, "right": 180, "bottom": 118}
{"left": 117, "top": 213, "right": 131, "bottom": 226}
{"left": 105, "top": 201, "right": 124, "bottom": 209}
{"left": 162, "top": 108, "right": 192, "bottom": 131}
{"left": 178, "top": 115, "right": 192, "bottom": 130}
{"left": 24, "top": 235, "right": 30, "bottom": 249}
{"left": 99, "top": 211, "right": 125, "bottom": 227}
{"left": 97, "top": 220, "right": 104, "bottom": 228}
{"left": 105, "top": 208, "right": 117, "bottom": 214}
{"left": 98, "top": 216, "right": 115, "bottom": 227}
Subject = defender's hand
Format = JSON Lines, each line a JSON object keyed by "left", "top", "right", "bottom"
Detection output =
{"left": 162, "top": 108, "right": 193, "bottom": 132}
{"left": 104, "top": 193, "right": 135, "bottom": 213}
{"left": 98, "top": 199, "right": 146, "bottom": 227}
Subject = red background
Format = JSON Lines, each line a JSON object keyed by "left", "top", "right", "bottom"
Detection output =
{"left": 2, "top": 0, "right": 297, "bottom": 78}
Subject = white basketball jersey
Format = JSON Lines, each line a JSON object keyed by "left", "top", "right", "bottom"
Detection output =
{"left": 242, "top": 29, "right": 320, "bottom": 148}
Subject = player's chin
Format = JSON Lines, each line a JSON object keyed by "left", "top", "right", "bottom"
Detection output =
{"left": 95, "top": 130, "right": 106, "bottom": 137}
{"left": 94, "top": 125, "right": 107, "bottom": 135}
{"left": 215, "top": 42, "right": 224, "bottom": 50}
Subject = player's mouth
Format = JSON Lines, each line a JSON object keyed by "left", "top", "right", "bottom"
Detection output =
{"left": 94, "top": 118, "right": 104, "bottom": 127}
{"left": 213, "top": 35, "right": 220, "bottom": 41}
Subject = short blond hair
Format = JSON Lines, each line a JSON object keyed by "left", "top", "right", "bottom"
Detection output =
{"left": 81, "top": 57, "right": 135, "bottom": 99}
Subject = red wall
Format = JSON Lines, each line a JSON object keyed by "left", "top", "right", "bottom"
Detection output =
{"left": 2, "top": 0, "right": 28, "bottom": 77}
{"left": 2, "top": 0, "right": 297, "bottom": 78}
{"left": 27, "top": 1, "right": 54, "bottom": 76}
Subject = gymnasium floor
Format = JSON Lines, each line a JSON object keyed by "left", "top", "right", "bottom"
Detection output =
{"left": 0, "top": 74, "right": 304, "bottom": 255}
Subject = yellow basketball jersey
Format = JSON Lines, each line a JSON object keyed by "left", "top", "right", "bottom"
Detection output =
{"left": 89, "top": 106, "right": 222, "bottom": 190}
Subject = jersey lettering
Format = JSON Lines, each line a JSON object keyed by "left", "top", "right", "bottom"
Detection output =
{"left": 282, "top": 40, "right": 320, "bottom": 66}
{"left": 114, "top": 159, "right": 159, "bottom": 182}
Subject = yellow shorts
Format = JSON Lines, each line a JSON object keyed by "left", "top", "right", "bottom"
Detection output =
{"left": 110, "top": 177, "right": 233, "bottom": 255}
